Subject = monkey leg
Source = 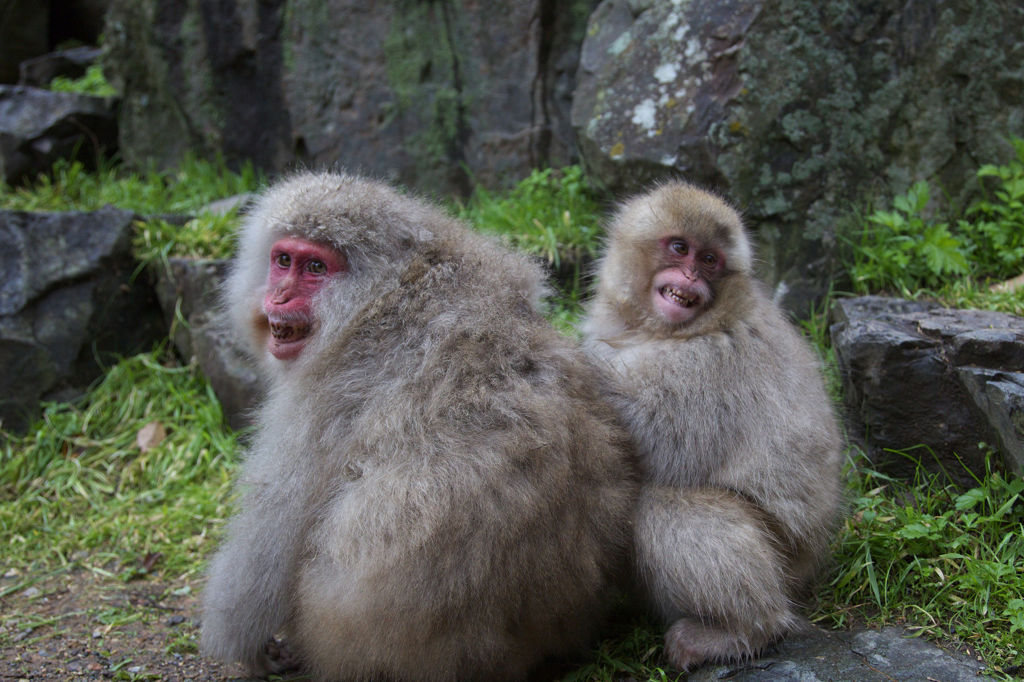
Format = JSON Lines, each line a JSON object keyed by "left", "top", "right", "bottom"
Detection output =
{"left": 635, "top": 484, "right": 800, "bottom": 671}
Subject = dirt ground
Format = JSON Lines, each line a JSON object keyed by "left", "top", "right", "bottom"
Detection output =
{"left": 4, "top": 566, "right": 1000, "bottom": 681}
{"left": 0, "top": 567, "right": 267, "bottom": 681}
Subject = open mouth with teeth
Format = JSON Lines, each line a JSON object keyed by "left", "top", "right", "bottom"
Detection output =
{"left": 270, "top": 320, "right": 311, "bottom": 343}
{"left": 266, "top": 315, "right": 313, "bottom": 360}
{"left": 660, "top": 285, "right": 701, "bottom": 309}
{"left": 651, "top": 274, "right": 706, "bottom": 325}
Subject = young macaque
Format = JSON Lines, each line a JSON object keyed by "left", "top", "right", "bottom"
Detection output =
{"left": 200, "top": 171, "right": 637, "bottom": 681}
{"left": 581, "top": 181, "right": 843, "bottom": 670}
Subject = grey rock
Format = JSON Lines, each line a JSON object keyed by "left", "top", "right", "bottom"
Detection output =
{"left": 958, "top": 368, "right": 1024, "bottom": 475}
{"left": 689, "top": 626, "right": 985, "bottom": 681}
{"left": 0, "top": 208, "right": 165, "bottom": 432}
{"left": 151, "top": 257, "right": 228, "bottom": 361}
{"left": 151, "top": 257, "right": 261, "bottom": 430}
{"left": 0, "top": 84, "right": 118, "bottom": 185}
{"left": 102, "top": 0, "right": 592, "bottom": 195}
{"left": 573, "top": 0, "right": 760, "bottom": 192}
{"left": 831, "top": 295, "right": 1024, "bottom": 484}
{"left": 573, "top": 0, "right": 1024, "bottom": 314}
{"left": 18, "top": 46, "right": 103, "bottom": 88}
{"left": 192, "top": 315, "right": 262, "bottom": 432}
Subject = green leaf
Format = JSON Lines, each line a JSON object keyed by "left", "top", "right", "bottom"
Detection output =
{"left": 897, "top": 522, "right": 938, "bottom": 540}
{"left": 955, "top": 487, "right": 987, "bottom": 511}
{"left": 920, "top": 224, "right": 969, "bottom": 276}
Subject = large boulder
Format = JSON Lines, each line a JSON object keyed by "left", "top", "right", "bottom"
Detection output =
{"left": 101, "top": 0, "right": 597, "bottom": 195}
{"left": 0, "top": 208, "right": 165, "bottom": 433}
{"left": 0, "top": 85, "right": 118, "bottom": 185}
{"left": 572, "top": 0, "right": 1024, "bottom": 312}
{"left": 831, "top": 296, "right": 1024, "bottom": 486}
{"left": 150, "top": 256, "right": 261, "bottom": 431}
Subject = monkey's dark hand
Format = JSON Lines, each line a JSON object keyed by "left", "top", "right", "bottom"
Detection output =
{"left": 261, "top": 636, "right": 301, "bottom": 675}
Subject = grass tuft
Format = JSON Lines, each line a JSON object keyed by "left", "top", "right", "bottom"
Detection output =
{"left": 1, "top": 349, "right": 240, "bottom": 583}
{"left": 0, "top": 155, "right": 263, "bottom": 264}
{"left": 457, "top": 166, "right": 605, "bottom": 300}
{"left": 48, "top": 63, "right": 118, "bottom": 98}
{"left": 0, "top": 155, "right": 261, "bottom": 216}
{"left": 815, "top": 449, "right": 1024, "bottom": 675}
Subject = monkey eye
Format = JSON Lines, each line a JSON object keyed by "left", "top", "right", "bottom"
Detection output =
{"left": 669, "top": 240, "right": 689, "bottom": 256}
{"left": 701, "top": 252, "right": 719, "bottom": 267}
{"left": 274, "top": 252, "right": 291, "bottom": 268}
{"left": 306, "top": 260, "right": 327, "bottom": 275}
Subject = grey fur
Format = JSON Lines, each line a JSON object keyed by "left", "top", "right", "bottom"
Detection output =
{"left": 580, "top": 181, "right": 843, "bottom": 670}
{"left": 201, "top": 171, "right": 637, "bottom": 681}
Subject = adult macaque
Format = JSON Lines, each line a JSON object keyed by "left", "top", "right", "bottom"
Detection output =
{"left": 581, "top": 181, "right": 842, "bottom": 670}
{"left": 200, "top": 171, "right": 636, "bottom": 681}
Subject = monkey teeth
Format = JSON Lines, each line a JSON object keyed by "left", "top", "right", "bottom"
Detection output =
{"left": 661, "top": 285, "right": 698, "bottom": 308}
{"left": 270, "top": 321, "right": 311, "bottom": 342}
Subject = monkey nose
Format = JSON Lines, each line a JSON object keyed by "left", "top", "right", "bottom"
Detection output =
{"left": 269, "top": 284, "right": 294, "bottom": 304}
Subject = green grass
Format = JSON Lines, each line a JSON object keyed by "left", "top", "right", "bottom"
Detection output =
{"left": 931, "top": 280, "right": 1024, "bottom": 315}
{"left": 0, "top": 155, "right": 261, "bottom": 215}
{"left": 561, "top": 616, "right": 677, "bottom": 682}
{"left": 0, "top": 350, "right": 239, "bottom": 586}
{"left": 0, "top": 155, "right": 264, "bottom": 264}
{"left": 815, "top": 449, "right": 1024, "bottom": 676}
{"left": 457, "top": 165, "right": 606, "bottom": 299}
{"left": 49, "top": 63, "right": 118, "bottom": 98}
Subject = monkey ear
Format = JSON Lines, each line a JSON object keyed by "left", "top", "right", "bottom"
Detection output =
{"left": 730, "top": 230, "right": 754, "bottom": 273}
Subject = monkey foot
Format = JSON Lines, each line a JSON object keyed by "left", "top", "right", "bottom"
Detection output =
{"left": 263, "top": 636, "right": 302, "bottom": 674}
{"left": 664, "top": 618, "right": 751, "bottom": 672}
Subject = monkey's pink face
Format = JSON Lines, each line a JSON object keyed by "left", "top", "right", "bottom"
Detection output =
{"left": 262, "top": 237, "right": 346, "bottom": 360}
{"left": 651, "top": 237, "right": 724, "bottom": 325}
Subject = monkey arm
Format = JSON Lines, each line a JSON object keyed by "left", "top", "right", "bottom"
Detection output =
{"left": 199, "top": 444, "right": 315, "bottom": 674}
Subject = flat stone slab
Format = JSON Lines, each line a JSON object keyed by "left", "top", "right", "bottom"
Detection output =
{"left": 689, "top": 626, "right": 986, "bottom": 681}
{"left": 831, "top": 295, "right": 1024, "bottom": 484}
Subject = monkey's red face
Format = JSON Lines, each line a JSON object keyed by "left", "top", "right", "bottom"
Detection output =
{"left": 263, "top": 237, "right": 346, "bottom": 360}
{"left": 651, "top": 237, "right": 724, "bottom": 325}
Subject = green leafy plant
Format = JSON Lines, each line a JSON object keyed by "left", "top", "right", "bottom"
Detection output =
{"left": 848, "top": 138, "right": 1024, "bottom": 301}
{"left": 849, "top": 181, "right": 969, "bottom": 294}
{"left": 958, "top": 138, "right": 1024, "bottom": 281}
{"left": 49, "top": 63, "right": 118, "bottom": 97}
